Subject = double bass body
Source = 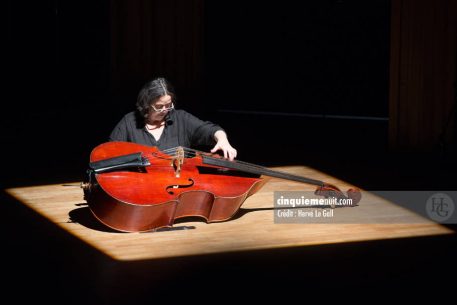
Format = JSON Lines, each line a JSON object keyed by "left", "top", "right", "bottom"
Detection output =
{"left": 83, "top": 141, "right": 266, "bottom": 232}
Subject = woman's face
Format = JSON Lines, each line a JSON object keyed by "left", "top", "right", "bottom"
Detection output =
{"left": 147, "top": 95, "right": 173, "bottom": 123}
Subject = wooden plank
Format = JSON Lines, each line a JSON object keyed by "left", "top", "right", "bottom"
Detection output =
{"left": 5, "top": 166, "right": 452, "bottom": 261}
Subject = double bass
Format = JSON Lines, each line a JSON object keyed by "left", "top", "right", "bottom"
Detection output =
{"left": 82, "top": 141, "right": 361, "bottom": 232}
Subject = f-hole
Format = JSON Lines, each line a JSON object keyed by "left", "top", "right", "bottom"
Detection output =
{"left": 166, "top": 178, "right": 195, "bottom": 195}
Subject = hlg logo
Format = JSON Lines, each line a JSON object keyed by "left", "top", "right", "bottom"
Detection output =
{"left": 426, "top": 193, "right": 455, "bottom": 223}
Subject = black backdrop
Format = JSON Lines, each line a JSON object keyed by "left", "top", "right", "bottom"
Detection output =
{"left": 205, "top": 0, "right": 390, "bottom": 117}
{"left": 3, "top": 0, "right": 392, "bottom": 187}
{"left": 5, "top": 0, "right": 391, "bottom": 116}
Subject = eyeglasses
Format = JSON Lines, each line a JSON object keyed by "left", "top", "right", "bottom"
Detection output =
{"left": 151, "top": 102, "right": 174, "bottom": 113}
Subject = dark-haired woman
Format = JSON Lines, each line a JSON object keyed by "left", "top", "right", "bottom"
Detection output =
{"left": 109, "top": 77, "right": 237, "bottom": 160}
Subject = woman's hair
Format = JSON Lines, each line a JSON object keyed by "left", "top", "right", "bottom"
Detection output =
{"left": 136, "top": 77, "right": 176, "bottom": 118}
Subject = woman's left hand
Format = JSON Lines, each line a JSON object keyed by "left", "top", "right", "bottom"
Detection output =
{"left": 211, "top": 130, "right": 237, "bottom": 161}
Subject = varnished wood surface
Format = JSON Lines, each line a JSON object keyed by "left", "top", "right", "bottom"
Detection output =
{"left": 5, "top": 166, "right": 453, "bottom": 261}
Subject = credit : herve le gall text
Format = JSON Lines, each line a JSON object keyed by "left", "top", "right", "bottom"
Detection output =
{"left": 276, "top": 208, "right": 334, "bottom": 218}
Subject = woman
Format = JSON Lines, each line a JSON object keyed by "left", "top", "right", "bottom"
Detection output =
{"left": 109, "top": 77, "right": 237, "bottom": 160}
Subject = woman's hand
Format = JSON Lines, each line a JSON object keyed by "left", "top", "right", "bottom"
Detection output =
{"left": 211, "top": 130, "right": 237, "bottom": 161}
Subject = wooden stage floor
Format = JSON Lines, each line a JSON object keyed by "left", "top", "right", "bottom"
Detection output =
{"left": 4, "top": 165, "right": 456, "bottom": 303}
{"left": 5, "top": 165, "right": 453, "bottom": 261}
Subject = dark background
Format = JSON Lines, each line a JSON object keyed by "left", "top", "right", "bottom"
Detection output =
{"left": 205, "top": 1, "right": 390, "bottom": 117}
{"left": 3, "top": 0, "right": 457, "bottom": 304}
{"left": 4, "top": 0, "right": 456, "bottom": 190}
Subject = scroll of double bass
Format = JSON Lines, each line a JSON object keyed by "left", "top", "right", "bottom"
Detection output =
{"left": 82, "top": 141, "right": 361, "bottom": 232}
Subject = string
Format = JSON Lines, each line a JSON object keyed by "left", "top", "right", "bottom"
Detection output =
{"left": 150, "top": 146, "right": 324, "bottom": 187}
{"left": 133, "top": 146, "right": 348, "bottom": 200}
{"left": 156, "top": 147, "right": 279, "bottom": 172}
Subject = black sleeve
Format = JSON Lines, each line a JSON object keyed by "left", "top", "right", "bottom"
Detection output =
{"left": 109, "top": 115, "right": 129, "bottom": 142}
{"left": 181, "top": 111, "right": 224, "bottom": 147}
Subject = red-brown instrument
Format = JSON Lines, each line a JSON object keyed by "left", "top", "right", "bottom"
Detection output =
{"left": 82, "top": 141, "right": 361, "bottom": 232}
